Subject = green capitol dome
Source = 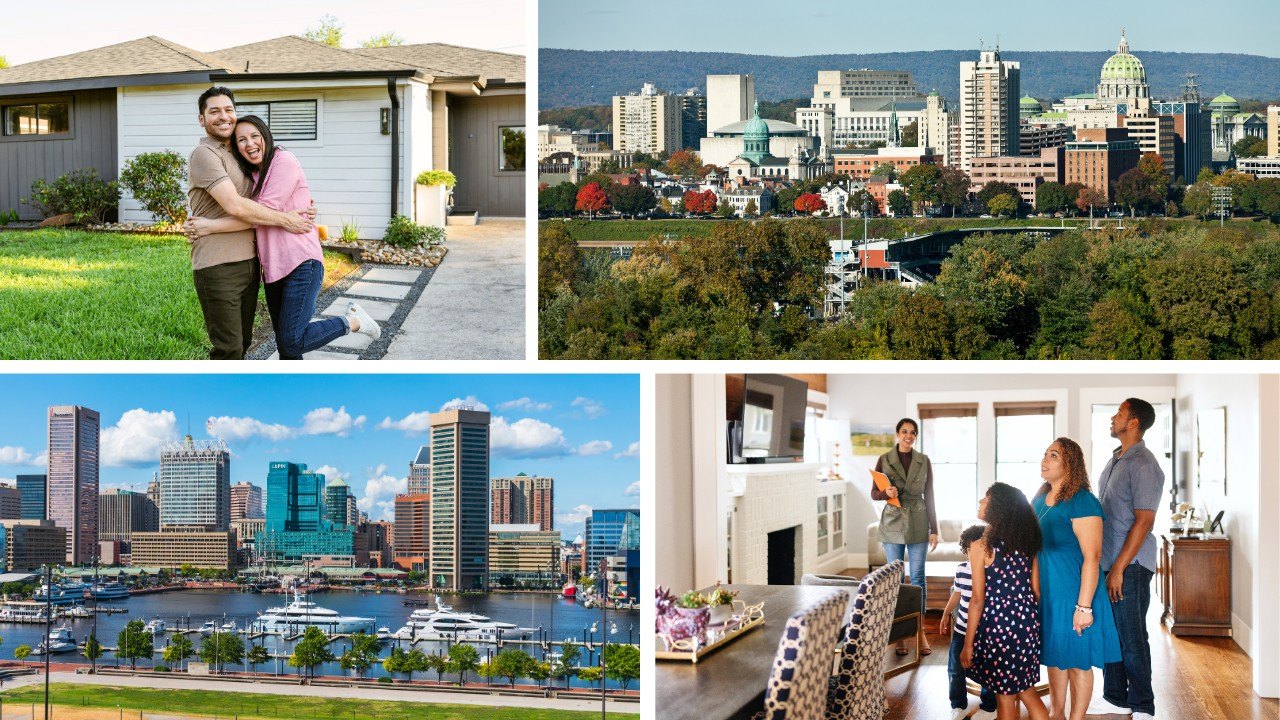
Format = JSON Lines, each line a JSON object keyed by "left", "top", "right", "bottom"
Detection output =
{"left": 1096, "top": 29, "right": 1149, "bottom": 103}
{"left": 1208, "top": 93, "right": 1241, "bottom": 116}
{"left": 1100, "top": 53, "right": 1146, "bottom": 82}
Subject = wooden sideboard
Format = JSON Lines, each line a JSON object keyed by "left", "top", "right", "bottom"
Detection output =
{"left": 1159, "top": 534, "right": 1231, "bottom": 637}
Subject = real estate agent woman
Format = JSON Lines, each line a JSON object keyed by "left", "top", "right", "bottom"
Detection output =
{"left": 872, "top": 417, "right": 939, "bottom": 655}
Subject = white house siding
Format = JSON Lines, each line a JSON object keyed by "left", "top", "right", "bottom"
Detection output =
{"left": 403, "top": 80, "right": 433, "bottom": 222}
{"left": 118, "top": 80, "right": 405, "bottom": 238}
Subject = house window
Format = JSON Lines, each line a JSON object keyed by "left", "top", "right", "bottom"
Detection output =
{"left": 919, "top": 404, "right": 978, "bottom": 519}
{"left": 235, "top": 100, "right": 318, "bottom": 142}
{"left": 995, "top": 402, "right": 1056, "bottom": 502}
{"left": 500, "top": 126, "right": 525, "bottom": 171}
{"left": 3, "top": 102, "right": 70, "bottom": 136}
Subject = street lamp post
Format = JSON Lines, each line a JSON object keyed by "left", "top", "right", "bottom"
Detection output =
{"left": 598, "top": 558, "right": 608, "bottom": 720}
{"left": 43, "top": 563, "right": 52, "bottom": 720}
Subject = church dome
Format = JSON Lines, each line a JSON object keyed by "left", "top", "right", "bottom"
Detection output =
{"left": 742, "top": 102, "right": 770, "bottom": 142}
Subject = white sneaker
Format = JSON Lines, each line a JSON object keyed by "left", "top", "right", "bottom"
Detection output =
{"left": 1133, "top": 714, "right": 1155, "bottom": 720}
{"left": 346, "top": 301, "right": 381, "bottom": 340}
{"left": 949, "top": 710, "right": 967, "bottom": 720}
{"left": 972, "top": 710, "right": 996, "bottom": 720}
{"left": 1086, "top": 696, "right": 1132, "bottom": 716}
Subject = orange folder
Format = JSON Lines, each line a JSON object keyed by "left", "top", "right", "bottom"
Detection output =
{"left": 870, "top": 469, "right": 901, "bottom": 507}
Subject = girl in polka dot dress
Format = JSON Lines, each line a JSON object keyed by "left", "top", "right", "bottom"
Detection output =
{"left": 961, "top": 482, "right": 1050, "bottom": 720}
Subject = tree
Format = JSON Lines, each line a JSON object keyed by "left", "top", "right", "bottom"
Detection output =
{"left": 664, "top": 149, "right": 702, "bottom": 177}
{"left": 1138, "top": 152, "right": 1171, "bottom": 203}
{"left": 682, "top": 189, "right": 717, "bottom": 215}
{"left": 557, "top": 641, "right": 582, "bottom": 688}
{"left": 382, "top": 646, "right": 408, "bottom": 680}
{"left": 528, "top": 661, "right": 552, "bottom": 687}
{"left": 199, "top": 632, "right": 244, "bottom": 674}
{"left": 0, "top": 56, "right": 8, "bottom": 69}
{"left": 492, "top": 648, "right": 535, "bottom": 687}
{"left": 405, "top": 648, "right": 428, "bottom": 681}
{"left": 794, "top": 193, "right": 826, "bottom": 214}
{"left": 744, "top": 198, "right": 759, "bottom": 217}
{"left": 424, "top": 652, "right": 448, "bottom": 682}
{"left": 82, "top": 633, "right": 103, "bottom": 668}
{"left": 900, "top": 120, "right": 919, "bottom": 147}
{"left": 607, "top": 183, "right": 656, "bottom": 218}
{"left": 1233, "top": 135, "right": 1268, "bottom": 158}
{"left": 116, "top": 619, "right": 153, "bottom": 670}
{"left": 987, "top": 193, "right": 1018, "bottom": 218}
{"left": 870, "top": 162, "right": 898, "bottom": 182}
{"left": 360, "top": 33, "right": 405, "bottom": 48}
{"left": 887, "top": 189, "right": 912, "bottom": 217}
{"left": 303, "top": 15, "right": 343, "bottom": 47}
{"left": 716, "top": 199, "right": 736, "bottom": 218}
{"left": 977, "top": 181, "right": 1020, "bottom": 207}
{"left": 1036, "top": 181, "right": 1073, "bottom": 214}
{"left": 1076, "top": 187, "right": 1108, "bottom": 216}
{"left": 1241, "top": 178, "right": 1280, "bottom": 221}
{"left": 14, "top": 644, "right": 30, "bottom": 667}
{"left": 1182, "top": 182, "right": 1214, "bottom": 219}
{"left": 602, "top": 643, "right": 640, "bottom": 691}
{"left": 1196, "top": 166, "right": 1217, "bottom": 184}
{"left": 288, "top": 626, "right": 335, "bottom": 681}
{"left": 162, "top": 633, "right": 193, "bottom": 671}
{"left": 247, "top": 644, "right": 269, "bottom": 672}
{"left": 339, "top": 632, "right": 379, "bottom": 679}
{"left": 938, "top": 166, "right": 971, "bottom": 216}
{"left": 849, "top": 189, "right": 875, "bottom": 217}
{"left": 577, "top": 666, "right": 604, "bottom": 685}
{"left": 538, "top": 182, "right": 577, "bottom": 217}
{"left": 447, "top": 643, "right": 479, "bottom": 686}
{"left": 1115, "top": 167, "right": 1159, "bottom": 216}
{"left": 476, "top": 660, "right": 496, "bottom": 683}
{"left": 538, "top": 223, "right": 582, "bottom": 309}
{"left": 574, "top": 182, "right": 609, "bottom": 219}
{"left": 774, "top": 187, "right": 799, "bottom": 215}
{"left": 900, "top": 163, "right": 942, "bottom": 208}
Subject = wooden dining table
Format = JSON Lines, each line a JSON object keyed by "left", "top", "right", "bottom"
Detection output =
{"left": 655, "top": 583, "right": 848, "bottom": 720}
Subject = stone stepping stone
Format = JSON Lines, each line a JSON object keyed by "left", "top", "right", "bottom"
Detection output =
{"left": 268, "top": 350, "right": 361, "bottom": 361}
{"left": 320, "top": 297, "right": 398, "bottom": 322}
{"left": 346, "top": 281, "right": 412, "bottom": 300}
{"left": 324, "top": 332, "right": 374, "bottom": 351}
{"left": 362, "top": 268, "right": 423, "bottom": 283}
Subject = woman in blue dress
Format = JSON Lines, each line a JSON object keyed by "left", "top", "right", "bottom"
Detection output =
{"left": 1033, "top": 438, "right": 1121, "bottom": 720}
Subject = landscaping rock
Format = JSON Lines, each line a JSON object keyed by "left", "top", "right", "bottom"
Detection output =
{"left": 39, "top": 213, "right": 74, "bottom": 227}
{"left": 327, "top": 240, "right": 446, "bottom": 268}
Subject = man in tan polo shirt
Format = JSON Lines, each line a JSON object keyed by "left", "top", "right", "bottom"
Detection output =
{"left": 188, "top": 86, "right": 314, "bottom": 360}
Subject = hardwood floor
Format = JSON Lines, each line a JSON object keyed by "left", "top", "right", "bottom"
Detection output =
{"left": 842, "top": 571, "right": 1280, "bottom": 720}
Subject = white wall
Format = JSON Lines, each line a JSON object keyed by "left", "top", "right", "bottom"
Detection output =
{"left": 119, "top": 80, "right": 406, "bottom": 237}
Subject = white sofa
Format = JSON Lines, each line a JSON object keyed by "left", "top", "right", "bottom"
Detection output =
{"left": 866, "top": 518, "right": 983, "bottom": 568}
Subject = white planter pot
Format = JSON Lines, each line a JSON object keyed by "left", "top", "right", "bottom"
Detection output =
{"left": 414, "top": 184, "right": 448, "bottom": 228}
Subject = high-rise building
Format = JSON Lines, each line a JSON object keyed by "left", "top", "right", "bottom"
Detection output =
{"left": 129, "top": 527, "right": 236, "bottom": 570}
{"left": 919, "top": 92, "right": 953, "bottom": 165}
{"left": 491, "top": 473, "right": 554, "bottom": 531}
{"left": 1151, "top": 101, "right": 1212, "bottom": 181}
{"left": 408, "top": 446, "right": 431, "bottom": 495}
{"left": 159, "top": 435, "right": 230, "bottom": 531}
{"left": 98, "top": 488, "right": 159, "bottom": 543}
{"left": 428, "top": 408, "right": 490, "bottom": 591}
{"left": 678, "top": 89, "right": 707, "bottom": 152}
{"left": 1064, "top": 128, "right": 1140, "bottom": 202}
{"left": 393, "top": 493, "right": 430, "bottom": 571}
{"left": 323, "top": 478, "right": 356, "bottom": 528}
{"left": 356, "top": 520, "right": 393, "bottom": 568}
{"left": 258, "top": 461, "right": 354, "bottom": 562}
{"left": 611, "top": 82, "right": 681, "bottom": 155}
{"left": 811, "top": 69, "right": 918, "bottom": 103}
{"left": 1269, "top": 106, "right": 1280, "bottom": 158}
{"left": 145, "top": 473, "right": 161, "bottom": 514}
{"left": 15, "top": 475, "right": 45, "bottom": 520}
{"left": 584, "top": 508, "right": 640, "bottom": 573}
{"left": 0, "top": 519, "right": 67, "bottom": 572}
{"left": 47, "top": 405, "right": 99, "bottom": 564}
{"left": 706, "top": 74, "right": 754, "bottom": 137}
{"left": 488, "top": 524, "right": 562, "bottom": 588}
{"left": 959, "top": 48, "right": 1021, "bottom": 170}
{"left": 0, "top": 485, "right": 21, "bottom": 519}
{"left": 230, "top": 482, "right": 263, "bottom": 521}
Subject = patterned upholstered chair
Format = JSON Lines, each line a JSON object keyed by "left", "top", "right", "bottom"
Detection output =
{"left": 753, "top": 589, "right": 847, "bottom": 720}
{"left": 821, "top": 561, "right": 904, "bottom": 720}
{"left": 801, "top": 569, "right": 924, "bottom": 678}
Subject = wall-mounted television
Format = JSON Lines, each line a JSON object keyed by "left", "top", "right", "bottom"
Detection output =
{"left": 727, "top": 374, "right": 809, "bottom": 463}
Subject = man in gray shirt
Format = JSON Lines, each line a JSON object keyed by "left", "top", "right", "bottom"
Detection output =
{"left": 1088, "top": 398, "right": 1164, "bottom": 720}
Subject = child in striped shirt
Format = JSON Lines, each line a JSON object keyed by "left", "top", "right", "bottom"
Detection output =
{"left": 941, "top": 525, "right": 997, "bottom": 720}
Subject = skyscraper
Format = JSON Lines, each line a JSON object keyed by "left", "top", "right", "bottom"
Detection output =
{"left": 959, "top": 48, "right": 1020, "bottom": 170}
{"left": 323, "top": 478, "right": 356, "bottom": 528}
{"left": 408, "top": 446, "right": 431, "bottom": 495}
{"left": 47, "top": 405, "right": 99, "bottom": 564}
{"left": 98, "top": 488, "right": 159, "bottom": 543}
{"left": 230, "top": 482, "right": 263, "bottom": 521}
{"left": 678, "top": 89, "right": 707, "bottom": 151}
{"left": 159, "top": 435, "right": 230, "bottom": 531}
{"left": 258, "top": 461, "right": 354, "bottom": 562}
{"left": 428, "top": 408, "right": 490, "bottom": 591}
{"left": 585, "top": 509, "right": 641, "bottom": 590}
{"left": 16, "top": 475, "right": 46, "bottom": 520}
{"left": 0, "top": 485, "right": 22, "bottom": 519}
{"left": 491, "top": 473, "right": 554, "bottom": 531}
{"left": 706, "top": 74, "right": 755, "bottom": 135}
{"left": 612, "top": 82, "right": 681, "bottom": 155}
{"left": 393, "top": 494, "right": 430, "bottom": 571}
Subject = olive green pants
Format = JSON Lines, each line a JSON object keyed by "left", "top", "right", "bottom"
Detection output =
{"left": 193, "top": 258, "right": 260, "bottom": 360}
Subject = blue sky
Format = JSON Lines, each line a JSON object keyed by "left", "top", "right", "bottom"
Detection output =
{"left": 0, "top": 0, "right": 526, "bottom": 66}
{"left": 539, "top": 0, "right": 1280, "bottom": 57}
{"left": 0, "top": 375, "right": 638, "bottom": 539}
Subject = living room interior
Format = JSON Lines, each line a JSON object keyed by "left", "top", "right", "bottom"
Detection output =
{"left": 655, "top": 372, "right": 1280, "bottom": 720}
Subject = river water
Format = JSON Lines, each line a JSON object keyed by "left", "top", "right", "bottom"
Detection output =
{"left": 0, "top": 589, "right": 640, "bottom": 687}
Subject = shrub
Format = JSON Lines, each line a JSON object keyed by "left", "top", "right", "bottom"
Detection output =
{"left": 154, "top": 664, "right": 171, "bottom": 672}
{"left": 120, "top": 150, "right": 189, "bottom": 225}
{"left": 341, "top": 218, "right": 361, "bottom": 242}
{"left": 0, "top": 209, "right": 18, "bottom": 224}
{"left": 23, "top": 169, "right": 119, "bottom": 225}
{"left": 383, "top": 214, "right": 445, "bottom": 248}
{"left": 415, "top": 169, "right": 457, "bottom": 188}
{"left": 376, "top": 676, "right": 392, "bottom": 684}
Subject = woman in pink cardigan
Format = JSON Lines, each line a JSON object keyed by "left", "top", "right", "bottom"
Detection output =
{"left": 187, "top": 115, "right": 380, "bottom": 359}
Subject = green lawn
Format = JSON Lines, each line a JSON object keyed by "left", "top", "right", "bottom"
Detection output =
{"left": 0, "top": 229, "right": 358, "bottom": 359}
{"left": 0, "top": 683, "right": 605, "bottom": 720}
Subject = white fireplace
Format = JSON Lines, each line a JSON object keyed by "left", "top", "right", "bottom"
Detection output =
{"left": 727, "top": 463, "right": 849, "bottom": 584}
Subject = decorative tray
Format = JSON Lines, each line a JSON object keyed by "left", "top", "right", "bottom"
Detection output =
{"left": 654, "top": 600, "right": 766, "bottom": 663}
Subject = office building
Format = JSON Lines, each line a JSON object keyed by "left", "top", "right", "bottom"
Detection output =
{"left": 612, "top": 82, "right": 681, "bottom": 155}
{"left": 678, "top": 89, "right": 707, "bottom": 151}
{"left": 130, "top": 527, "right": 236, "bottom": 570}
{"left": 1269, "top": 106, "right": 1280, "bottom": 158}
{"left": 1151, "top": 101, "right": 1211, "bottom": 181}
{"left": 146, "top": 473, "right": 161, "bottom": 513}
{"left": 536, "top": 125, "right": 608, "bottom": 162}
{"left": 393, "top": 494, "right": 430, "bottom": 571}
{"left": 491, "top": 473, "right": 554, "bottom": 531}
{"left": 585, "top": 508, "right": 640, "bottom": 572}
{"left": 0, "top": 485, "right": 21, "bottom": 519}
{"left": 1064, "top": 128, "right": 1140, "bottom": 202}
{"left": 257, "top": 461, "right": 355, "bottom": 563}
{"left": 356, "top": 520, "right": 393, "bottom": 568}
{"left": 230, "top": 518, "right": 264, "bottom": 547}
{"left": 230, "top": 482, "right": 263, "bottom": 521}
{"left": 488, "top": 524, "right": 562, "bottom": 588}
{"left": 706, "top": 74, "right": 755, "bottom": 140}
{"left": 959, "top": 49, "right": 1020, "bottom": 169}
{"left": 1236, "top": 157, "right": 1280, "bottom": 178}
{"left": 832, "top": 146, "right": 941, "bottom": 180}
{"left": 408, "top": 446, "right": 431, "bottom": 495}
{"left": 98, "top": 488, "right": 159, "bottom": 544}
{"left": 0, "top": 519, "right": 67, "bottom": 572}
{"left": 969, "top": 147, "right": 1066, "bottom": 205}
{"left": 47, "top": 404, "right": 99, "bottom": 564}
{"left": 428, "top": 408, "right": 490, "bottom": 591}
{"left": 1020, "top": 123, "right": 1072, "bottom": 155}
{"left": 919, "top": 92, "right": 953, "bottom": 166}
{"left": 159, "top": 435, "right": 230, "bottom": 531}
{"left": 16, "top": 475, "right": 45, "bottom": 520}
{"left": 323, "top": 478, "right": 356, "bottom": 528}
{"left": 811, "top": 69, "right": 918, "bottom": 103}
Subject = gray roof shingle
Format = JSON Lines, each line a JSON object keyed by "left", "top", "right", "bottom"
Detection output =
{"left": 355, "top": 43, "right": 524, "bottom": 84}
{"left": 0, "top": 36, "right": 232, "bottom": 85}
{"left": 212, "top": 36, "right": 421, "bottom": 75}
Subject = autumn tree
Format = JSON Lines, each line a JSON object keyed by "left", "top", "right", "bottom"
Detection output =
{"left": 1182, "top": 182, "right": 1214, "bottom": 219}
{"left": 682, "top": 189, "right": 717, "bottom": 215}
{"left": 887, "top": 189, "right": 912, "bottom": 217}
{"left": 0, "top": 56, "right": 8, "bottom": 69}
{"left": 744, "top": 198, "right": 759, "bottom": 217}
{"left": 900, "top": 164, "right": 942, "bottom": 208}
{"left": 1115, "top": 167, "right": 1159, "bottom": 216}
{"left": 574, "top": 182, "right": 609, "bottom": 218}
{"left": 1138, "top": 152, "right": 1172, "bottom": 203}
{"left": 664, "top": 149, "right": 702, "bottom": 177}
{"left": 1075, "top": 187, "right": 1108, "bottom": 216}
{"left": 538, "top": 224, "right": 583, "bottom": 307}
{"left": 937, "top": 166, "right": 971, "bottom": 216}
{"left": 360, "top": 32, "right": 405, "bottom": 48}
{"left": 794, "top": 193, "right": 827, "bottom": 214}
{"left": 987, "top": 193, "right": 1019, "bottom": 218}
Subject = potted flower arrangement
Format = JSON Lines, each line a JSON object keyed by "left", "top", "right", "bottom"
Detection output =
{"left": 705, "top": 584, "right": 738, "bottom": 625}
{"left": 414, "top": 170, "right": 457, "bottom": 229}
{"left": 1172, "top": 502, "right": 1199, "bottom": 535}
{"left": 655, "top": 587, "right": 709, "bottom": 642}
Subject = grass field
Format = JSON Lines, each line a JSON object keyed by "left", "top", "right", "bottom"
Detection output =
{"left": 0, "top": 683, "right": 600, "bottom": 720}
{"left": 0, "top": 230, "right": 358, "bottom": 359}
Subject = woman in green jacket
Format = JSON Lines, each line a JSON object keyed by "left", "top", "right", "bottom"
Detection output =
{"left": 873, "top": 417, "right": 939, "bottom": 654}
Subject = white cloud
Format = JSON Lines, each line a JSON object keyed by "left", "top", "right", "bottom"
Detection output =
{"left": 497, "top": 397, "right": 553, "bottom": 412}
{"left": 572, "top": 397, "right": 606, "bottom": 419}
{"left": 377, "top": 411, "right": 433, "bottom": 435}
{"left": 440, "top": 396, "right": 489, "bottom": 412}
{"left": 557, "top": 503, "right": 594, "bottom": 529}
{"left": 625, "top": 481, "right": 641, "bottom": 496}
{"left": 357, "top": 470, "right": 407, "bottom": 522}
{"left": 613, "top": 441, "right": 640, "bottom": 459}
{"left": 102, "top": 409, "right": 179, "bottom": 467}
{"left": 576, "top": 440, "right": 613, "bottom": 456}
{"left": 314, "top": 465, "right": 349, "bottom": 482}
{"left": 301, "top": 406, "right": 365, "bottom": 437}
{"left": 206, "top": 415, "right": 293, "bottom": 442}
{"left": 0, "top": 446, "right": 36, "bottom": 465}
{"left": 490, "top": 416, "right": 571, "bottom": 458}
{"left": 0, "top": 477, "right": 15, "bottom": 487}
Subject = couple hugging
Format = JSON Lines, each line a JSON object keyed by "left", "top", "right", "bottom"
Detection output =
{"left": 185, "top": 86, "right": 380, "bottom": 360}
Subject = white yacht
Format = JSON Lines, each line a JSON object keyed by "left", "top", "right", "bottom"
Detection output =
{"left": 144, "top": 618, "right": 166, "bottom": 635}
{"left": 250, "top": 590, "right": 375, "bottom": 635}
{"left": 394, "top": 596, "right": 528, "bottom": 640}
{"left": 198, "top": 620, "right": 218, "bottom": 636}
{"left": 90, "top": 582, "right": 130, "bottom": 600}
{"left": 33, "top": 627, "right": 77, "bottom": 655}
{"left": 0, "top": 601, "right": 48, "bottom": 623}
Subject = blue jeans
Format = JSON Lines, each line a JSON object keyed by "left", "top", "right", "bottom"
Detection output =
{"left": 949, "top": 631, "right": 996, "bottom": 711}
{"left": 1102, "top": 564, "right": 1155, "bottom": 715}
{"left": 883, "top": 541, "right": 928, "bottom": 606}
{"left": 264, "top": 259, "right": 348, "bottom": 360}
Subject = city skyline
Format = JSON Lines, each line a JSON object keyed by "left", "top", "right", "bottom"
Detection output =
{"left": 0, "top": 375, "right": 639, "bottom": 538}
{"left": 540, "top": 0, "right": 1280, "bottom": 57}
